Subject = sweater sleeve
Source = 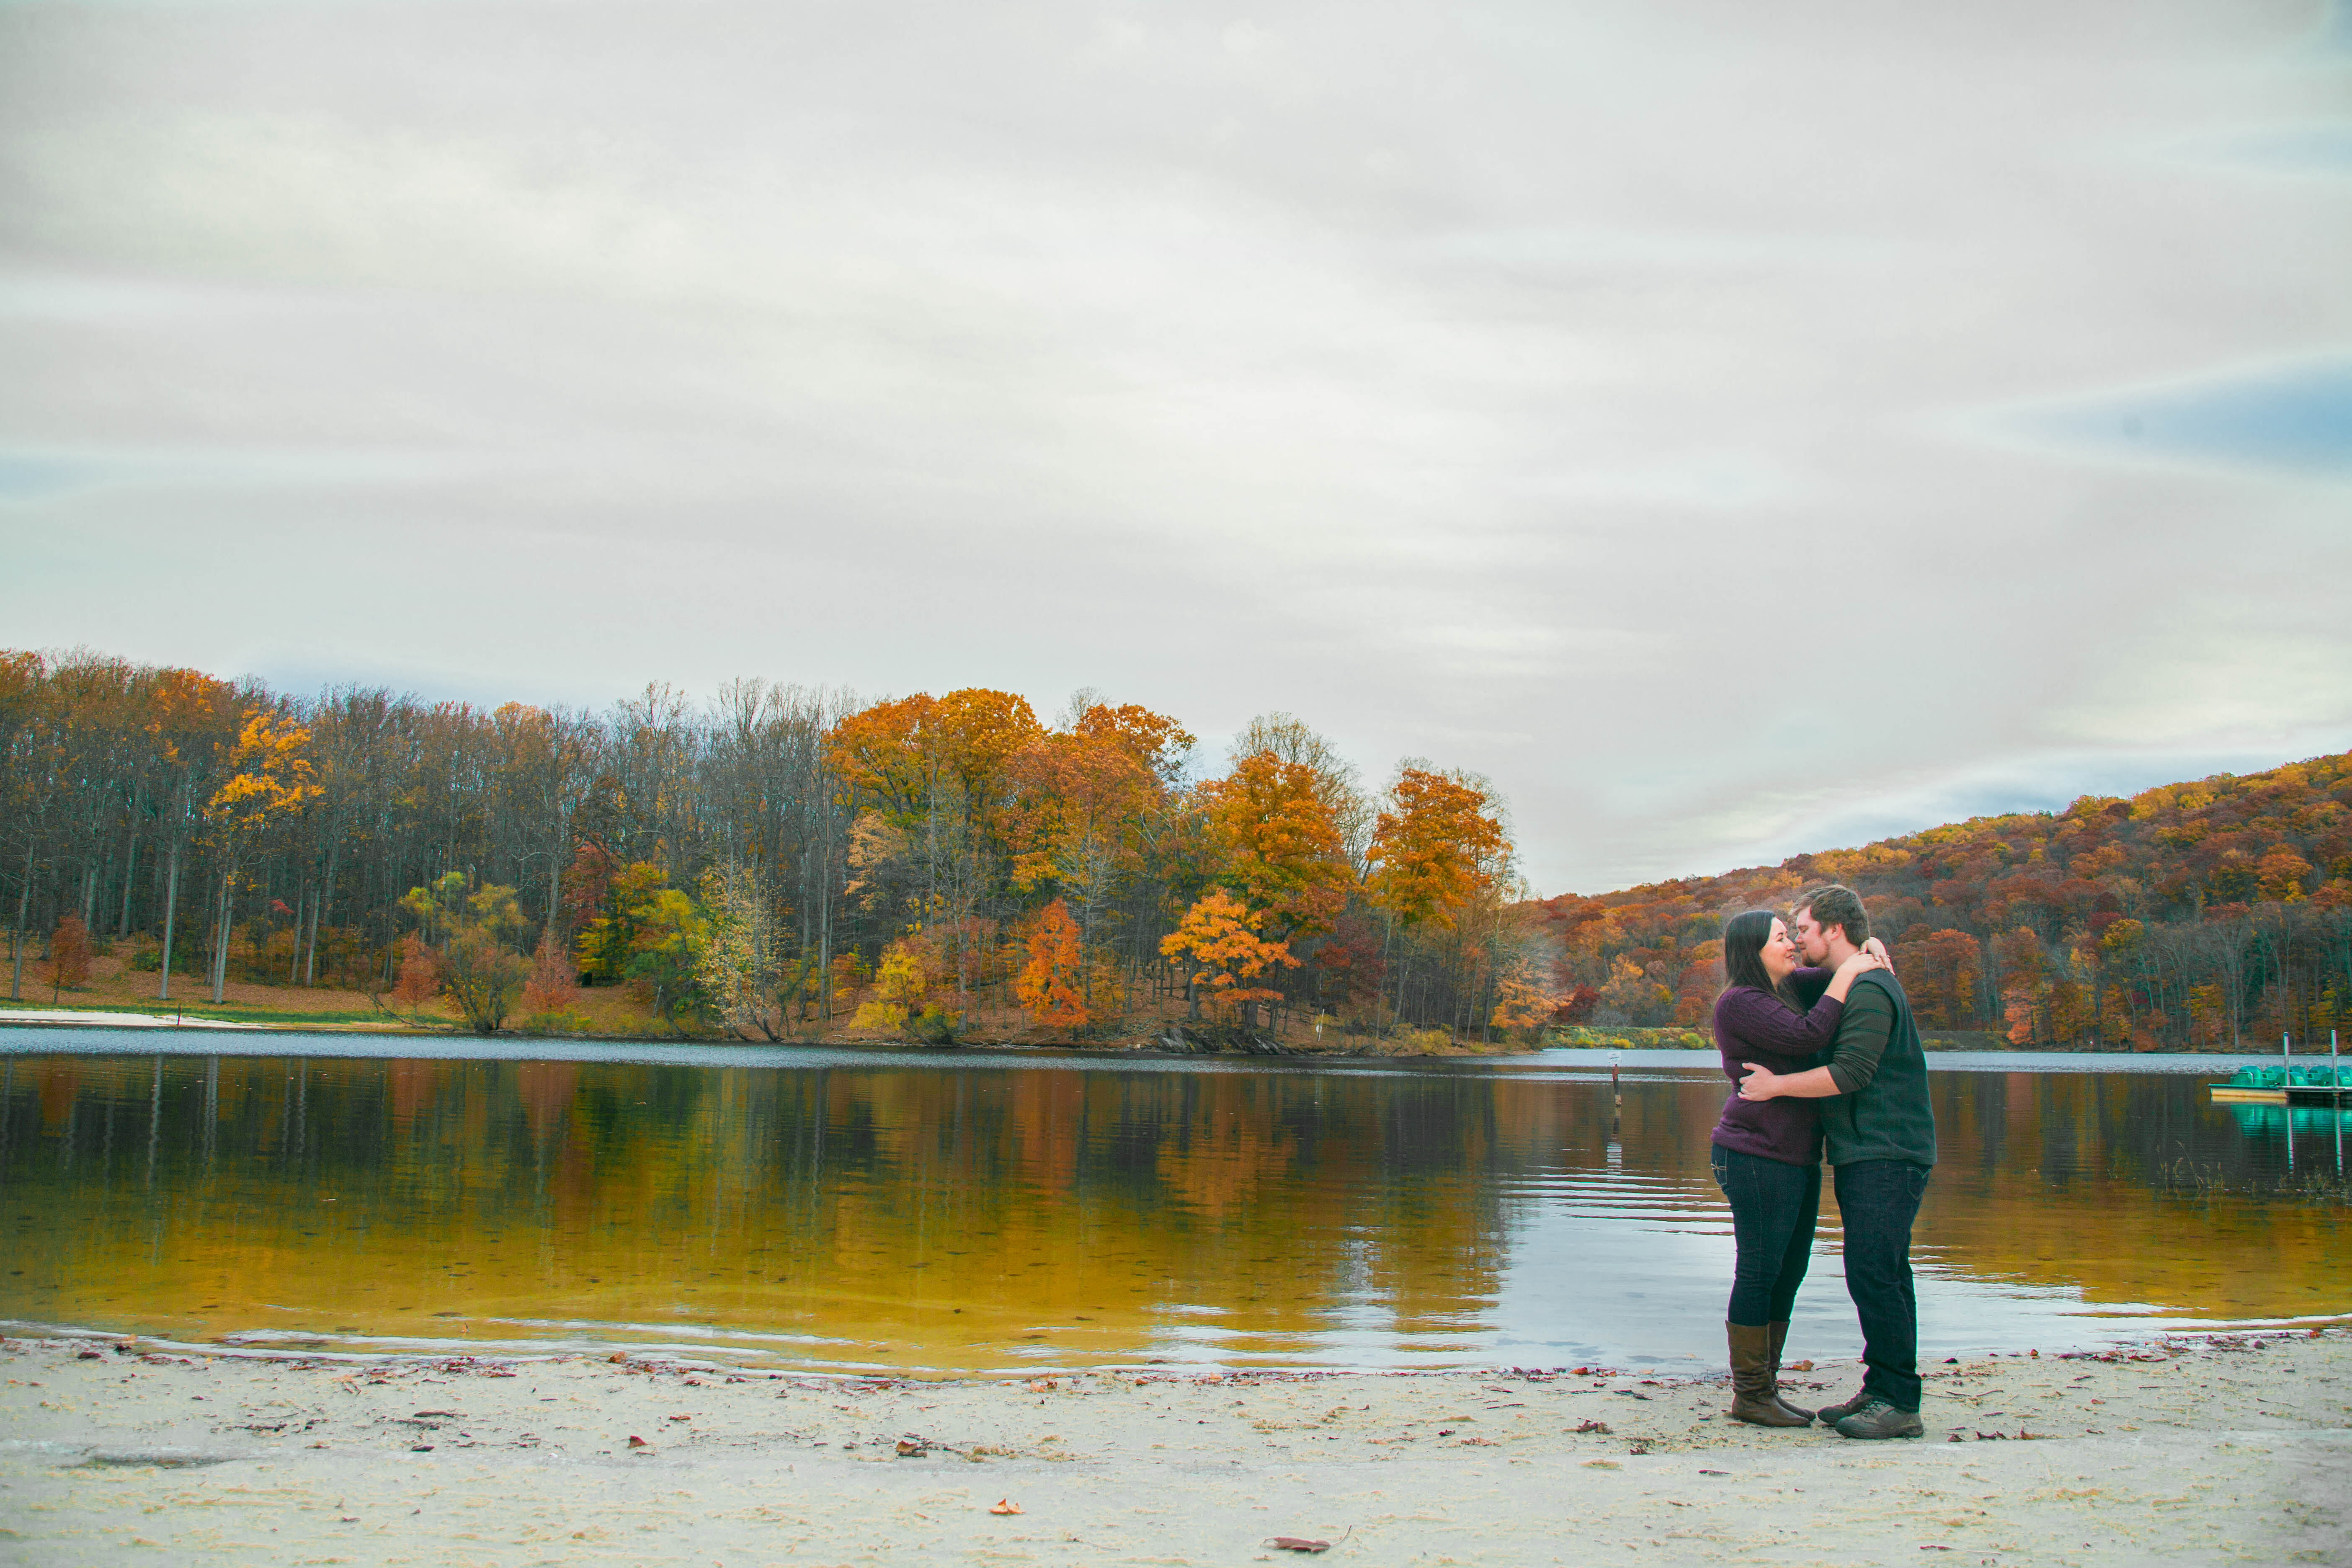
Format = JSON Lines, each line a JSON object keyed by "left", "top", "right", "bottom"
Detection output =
{"left": 1826, "top": 982, "right": 1896, "bottom": 1093}
{"left": 1717, "top": 985, "right": 1844, "bottom": 1055}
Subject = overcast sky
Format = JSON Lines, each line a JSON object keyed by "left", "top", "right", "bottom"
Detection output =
{"left": 3, "top": 0, "right": 2347, "bottom": 894}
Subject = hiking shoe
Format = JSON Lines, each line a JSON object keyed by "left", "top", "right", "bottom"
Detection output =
{"left": 1816, "top": 1388, "right": 1870, "bottom": 1425}
{"left": 1834, "top": 1398, "right": 1923, "bottom": 1440}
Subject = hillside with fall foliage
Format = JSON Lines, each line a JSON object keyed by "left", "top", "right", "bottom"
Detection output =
{"left": 1540, "top": 751, "right": 2352, "bottom": 1050}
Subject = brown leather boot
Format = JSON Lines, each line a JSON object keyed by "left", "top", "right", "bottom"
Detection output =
{"left": 1728, "top": 1323, "right": 1810, "bottom": 1427}
{"left": 1766, "top": 1320, "right": 1816, "bottom": 1421}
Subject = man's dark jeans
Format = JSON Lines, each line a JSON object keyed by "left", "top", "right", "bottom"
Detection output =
{"left": 1710, "top": 1144, "right": 1820, "bottom": 1326}
{"left": 1833, "top": 1158, "right": 1932, "bottom": 1412}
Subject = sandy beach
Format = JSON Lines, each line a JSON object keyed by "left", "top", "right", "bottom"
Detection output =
{"left": 2, "top": 1328, "right": 2345, "bottom": 1565}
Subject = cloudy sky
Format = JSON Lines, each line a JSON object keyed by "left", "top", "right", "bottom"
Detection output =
{"left": 3, "top": 0, "right": 2347, "bottom": 894}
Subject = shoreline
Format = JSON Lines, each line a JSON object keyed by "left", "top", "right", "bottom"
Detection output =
{"left": 2, "top": 1328, "right": 2345, "bottom": 1564}
{"left": 0, "top": 1010, "right": 2301, "bottom": 1064}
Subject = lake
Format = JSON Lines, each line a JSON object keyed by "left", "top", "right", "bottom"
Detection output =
{"left": 2, "top": 1031, "right": 2345, "bottom": 1375}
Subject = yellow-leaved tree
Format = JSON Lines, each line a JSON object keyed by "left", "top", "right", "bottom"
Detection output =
{"left": 401, "top": 872, "right": 530, "bottom": 1034}
{"left": 694, "top": 866, "right": 779, "bottom": 1041}
{"left": 203, "top": 710, "right": 317, "bottom": 1003}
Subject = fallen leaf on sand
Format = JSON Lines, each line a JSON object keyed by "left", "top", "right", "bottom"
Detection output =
{"left": 989, "top": 1499, "right": 1023, "bottom": 1515}
{"left": 414, "top": 1410, "right": 460, "bottom": 1418}
{"left": 896, "top": 1439, "right": 928, "bottom": 1457}
{"left": 667, "top": 1413, "right": 691, "bottom": 1422}
{"left": 1575, "top": 1419, "right": 1611, "bottom": 1434}
{"left": 627, "top": 1436, "right": 650, "bottom": 1450}
{"left": 1267, "top": 1537, "right": 1330, "bottom": 1553}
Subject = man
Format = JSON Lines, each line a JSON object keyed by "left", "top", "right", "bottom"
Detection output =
{"left": 1736, "top": 883, "right": 1936, "bottom": 1439}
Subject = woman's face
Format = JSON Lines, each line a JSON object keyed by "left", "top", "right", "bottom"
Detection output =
{"left": 1760, "top": 918, "right": 1798, "bottom": 982}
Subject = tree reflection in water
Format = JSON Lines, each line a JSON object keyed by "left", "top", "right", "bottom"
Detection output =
{"left": 0, "top": 1048, "right": 2343, "bottom": 1370}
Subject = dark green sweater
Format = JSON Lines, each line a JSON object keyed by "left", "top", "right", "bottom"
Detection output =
{"left": 1820, "top": 972, "right": 1937, "bottom": 1168}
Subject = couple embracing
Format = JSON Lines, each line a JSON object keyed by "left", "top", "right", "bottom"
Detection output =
{"left": 1708, "top": 882, "right": 1937, "bottom": 1440}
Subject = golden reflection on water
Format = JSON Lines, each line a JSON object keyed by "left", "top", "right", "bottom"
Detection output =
{"left": 0, "top": 1051, "right": 2343, "bottom": 1372}
{"left": 1911, "top": 1072, "right": 2351, "bottom": 1326}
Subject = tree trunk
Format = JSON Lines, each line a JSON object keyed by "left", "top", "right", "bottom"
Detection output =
{"left": 9, "top": 837, "right": 30, "bottom": 1002}
{"left": 158, "top": 840, "right": 180, "bottom": 1001}
{"left": 305, "top": 846, "right": 331, "bottom": 987}
{"left": 210, "top": 868, "right": 233, "bottom": 1004}
{"left": 119, "top": 823, "right": 139, "bottom": 937}
{"left": 817, "top": 829, "right": 833, "bottom": 1025}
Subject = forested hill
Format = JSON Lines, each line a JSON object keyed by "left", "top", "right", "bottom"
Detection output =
{"left": 1539, "top": 751, "right": 2352, "bottom": 1051}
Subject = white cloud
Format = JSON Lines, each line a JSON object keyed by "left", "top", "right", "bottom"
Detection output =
{"left": 0, "top": 0, "right": 2345, "bottom": 891}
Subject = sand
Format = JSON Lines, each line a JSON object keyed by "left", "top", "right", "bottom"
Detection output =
{"left": 2, "top": 1328, "right": 2346, "bottom": 1565}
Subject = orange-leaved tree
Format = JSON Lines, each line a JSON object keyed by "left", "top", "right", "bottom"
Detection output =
{"left": 1196, "top": 750, "right": 1351, "bottom": 941}
{"left": 1008, "top": 728, "right": 1155, "bottom": 926}
{"left": 1488, "top": 958, "right": 1555, "bottom": 1037}
{"left": 1364, "top": 766, "right": 1508, "bottom": 1029}
{"left": 44, "top": 914, "right": 92, "bottom": 1001}
{"left": 389, "top": 933, "right": 443, "bottom": 1023}
{"left": 829, "top": 688, "right": 1043, "bottom": 995}
{"left": 1895, "top": 927, "right": 1983, "bottom": 1029}
{"left": 1159, "top": 887, "right": 1299, "bottom": 1026}
{"left": 1016, "top": 897, "right": 1089, "bottom": 1029}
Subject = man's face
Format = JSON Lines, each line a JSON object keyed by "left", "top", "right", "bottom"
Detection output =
{"left": 1792, "top": 907, "right": 1836, "bottom": 964}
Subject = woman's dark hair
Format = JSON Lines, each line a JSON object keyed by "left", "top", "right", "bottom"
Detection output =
{"left": 1721, "top": 908, "right": 1800, "bottom": 1008}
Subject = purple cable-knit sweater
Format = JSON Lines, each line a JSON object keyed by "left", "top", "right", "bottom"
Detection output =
{"left": 1709, "top": 967, "right": 1839, "bottom": 1166}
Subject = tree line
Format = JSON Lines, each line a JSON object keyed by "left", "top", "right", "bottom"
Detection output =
{"left": 0, "top": 648, "right": 1545, "bottom": 1042}
{"left": 1543, "top": 751, "right": 2352, "bottom": 1050}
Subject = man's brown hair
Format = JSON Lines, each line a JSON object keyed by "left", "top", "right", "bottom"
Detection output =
{"left": 1796, "top": 883, "right": 1870, "bottom": 947}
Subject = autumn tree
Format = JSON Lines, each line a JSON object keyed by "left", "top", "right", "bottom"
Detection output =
{"left": 1008, "top": 723, "right": 1159, "bottom": 944}
{"left": 402, "top": 873, "right": 530, "bottom": 1034}
{"left": 829, "top": 688, "right": 1044, "bottom": 993}
{"left": 44, "top": 913, "right": 91, "bottom": 1000}
{"left": 1993, "top": 926, "right": 2047, "bottom": 1044}
{"left": 201, "top": 709, "right": 317, "bottom": 1003}
{"left": 1160, "top": 888, "right": 1300, "bottom": 1026}
{"left": 1197, "top": 750, "right": 1351, "bottom": 941}
{"left": 1016, "top": 897, "right": 1089, "bottom": 1029}
{"left": 694, "top": 865, "right": 780, "bottom": 1040}
{"left": 1364, "top": 766, "right": 1509, "bottom": 1028}
{"left": 1488, "top": 958, "right": 1555, "bottom": 1037}
{"left": 519, "top": 930, "right": 580, "bottom": 1021}
{"left": 389, "top": 933, "right": 443, "bottom": 1023}
{"left": 572, "top": 862, "right": 709, "bottom": 1030}
{"left": 1896, "top": 927, "right": 1983, "bottom": 1029}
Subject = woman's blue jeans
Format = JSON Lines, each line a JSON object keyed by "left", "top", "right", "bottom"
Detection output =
{"left": 1710, "top": 1143, "right": 1821, "bottom": 1327}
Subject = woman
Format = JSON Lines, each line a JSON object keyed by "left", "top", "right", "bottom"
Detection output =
{"left": 1710, "top": 909, "right": 1884, "bottom": 1427}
